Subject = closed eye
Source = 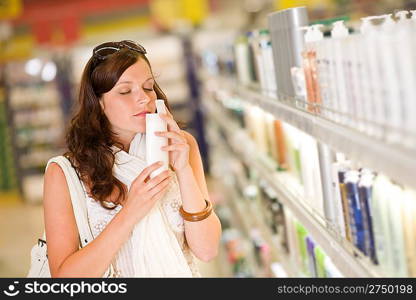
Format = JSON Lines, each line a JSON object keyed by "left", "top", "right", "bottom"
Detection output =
{"left": 119, "top": 90, "right": 131, "bottom": 95}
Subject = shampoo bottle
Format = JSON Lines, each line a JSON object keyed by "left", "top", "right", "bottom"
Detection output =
{"left": 302, "top": 25, "right": 324, "bottom": 113}
{"left": 146, "top": 99, "right": 169, "bottom": 178}
{"left": 330, "top": 20, "right": 349, "bottom": 124}
{"left": 395, "top": 11, "right": 416, "bottom": 148}
{"left": 378, "top": 14, "right": 402, "bottom": 144}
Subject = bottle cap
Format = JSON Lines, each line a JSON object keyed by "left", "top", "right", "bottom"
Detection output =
{"left": 381, "top": 14, "right": 395, "bottom": 29}
{"left": 395, "top": 10, "right": 409, "bottom": 21}
{"left": 304, "top": 24, "right": 323, "bottom": 43}
{"left": 331, "top": 20, "right": 349, "bottom": 38}
{"left": 156, "top": 99, "right": 167, "bottom": 114}
{"left": 360, "top": 15, "right": 384, "bottom": 33}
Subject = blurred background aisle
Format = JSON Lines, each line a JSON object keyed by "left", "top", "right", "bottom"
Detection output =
{"left": 1, "top": 0, "right": 416, "bottom": 278}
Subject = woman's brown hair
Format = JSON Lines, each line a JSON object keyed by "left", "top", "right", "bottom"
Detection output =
{"left": 65, "top": 45, "right": 174, "bottom": 209}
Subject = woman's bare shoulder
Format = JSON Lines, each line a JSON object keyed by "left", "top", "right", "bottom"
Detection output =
{"left": 43, "top": 162, "right": 71, "bottom": 203}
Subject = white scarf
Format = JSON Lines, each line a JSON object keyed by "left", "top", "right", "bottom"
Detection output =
{"left": 112, "top": 133, "right": 193, "bottom": 277}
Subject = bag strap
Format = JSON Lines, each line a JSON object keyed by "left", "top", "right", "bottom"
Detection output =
{"left": 46, "top": 156, "right": 94, "bottom": 247}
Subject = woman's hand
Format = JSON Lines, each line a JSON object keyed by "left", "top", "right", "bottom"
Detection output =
{"left": 155, "top": 110, "right": 190, "bottom": 173}
{"left": 123, "top": 161, "right": 172, "bottom": 224}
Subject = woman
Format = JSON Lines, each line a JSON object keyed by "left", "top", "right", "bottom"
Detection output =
{"left": 43, "top": 40, "right": 222, "bottom": 277}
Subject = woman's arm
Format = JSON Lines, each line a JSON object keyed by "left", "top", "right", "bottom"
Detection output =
{"left": 43, "top": 161, "right": 170, "bottom": 277}
{"left": 176, "top": 131, "right": 222, "bottom": 262}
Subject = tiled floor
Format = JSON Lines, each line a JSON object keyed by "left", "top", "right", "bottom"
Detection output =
{"left": 0, "top": 194, "right": 224, "bottom": 278}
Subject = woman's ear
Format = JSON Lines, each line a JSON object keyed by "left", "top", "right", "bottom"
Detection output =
{"left": 99, "top": 97, "right": 105, "bottom": 111}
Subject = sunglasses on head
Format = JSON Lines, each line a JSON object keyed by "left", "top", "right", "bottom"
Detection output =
{"left": 92, "top": 40, "right": 147, "bottom": 60}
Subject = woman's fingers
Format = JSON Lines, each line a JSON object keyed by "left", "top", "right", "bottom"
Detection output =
{"left": 159, "top": 113, "right": 181, "bottom": 132}
{"left": 144, "top": 170, "right": 171, "bottom": 191}
{"left": 147, "top": 176, "right": 172, "bottom": 199}
{"left": 155, "top": 131, "right": 186, "bottom": 143}
{"left": 133, "top": 161, "right": 163, "bottom": 185}
{"left": 161, "top": 144, "right": 189, "bottom": 152}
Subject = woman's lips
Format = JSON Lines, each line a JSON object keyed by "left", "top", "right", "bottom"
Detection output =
{"left": 133, "top": 111, "right": 150, "bottom": 117}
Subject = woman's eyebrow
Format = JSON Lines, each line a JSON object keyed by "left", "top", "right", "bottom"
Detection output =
{"left": 115, "top": 77, "right": 153, "bottom": 86}
{"left": 115, "top": 81, "right": 132, "bottom": 86}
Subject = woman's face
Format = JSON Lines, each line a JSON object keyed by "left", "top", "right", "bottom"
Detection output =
{"left": 100, "top": 59, "right": 157, "bottom": 136}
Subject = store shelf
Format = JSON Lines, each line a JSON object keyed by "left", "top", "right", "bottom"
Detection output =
{"left": 203, "top": 96, "right": 384, "bottom": 278}
{"left": 213, "top": 167, "right": 294, "bottom": 277}
{"left": 209, "top": 125, "right": 294, "bottom": 277}
{"left": 205, "top": 75, "right": 416, "bottom": 191}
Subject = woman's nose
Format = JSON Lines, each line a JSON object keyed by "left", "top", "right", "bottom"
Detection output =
{"left": 136, "top": 91, "right": 151, "bottom": 105}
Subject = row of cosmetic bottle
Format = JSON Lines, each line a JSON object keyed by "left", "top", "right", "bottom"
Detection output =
{"left": 234, "top": 29, "right": 277, "bottom": 98}
{"left": 297, "top": 10, "right": 416, "bottom": 149}
{"left": 283, "top": 210, "right": 342, "bottom": 277}
{"left": 241, "top": 100, "right": 416, "bottom": 276}
{"left": 326, "top": 154, "right": 416, "bottom": 277}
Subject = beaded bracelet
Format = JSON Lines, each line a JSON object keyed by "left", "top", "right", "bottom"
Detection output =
{"left": 179, "top": 199, "right": 213, "bottom": 222}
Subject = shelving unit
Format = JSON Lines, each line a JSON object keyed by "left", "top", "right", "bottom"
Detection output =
{"left": 203, "top": 91, "right": 385, "bottom": 277}
{"left": 0, "top": 66, "right": 17, "bottom": 193}
{"left": 209, "top": 128, "right": 294, "bottom": 277}
{"left": 206, "top": 75, "right": 416, "bottom": 191}
{"left": 5, "top": 61, "right": 66, "bottom": 203}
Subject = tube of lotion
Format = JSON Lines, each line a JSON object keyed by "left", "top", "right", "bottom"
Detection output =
{"left": 146, "top": 99, "right": 169, "bottom": 178}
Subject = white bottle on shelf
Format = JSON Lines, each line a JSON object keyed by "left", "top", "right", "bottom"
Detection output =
{"left": 146, "top": 99, "right": 169, "bottom": 178}
{"left": 371, "top": 174, "right": 395, "bottom": 276}
{"left": 357, "top": 18, "right": 375, "bottom": 137}
{"left": 234, "top": 35, "right": 252, "bottom": 85}
{"left": 402, "top": 188, "right": 416, "bottom": 277}
{"left": 344, "top": 24, "right": 365, "bottom": 132}
{"left": 360, "top": 16, "right": 385, "bottom": 139}
{"left": 378, "top": 14, "right": 402, "bottom": 145}
{"left": 395, "top": 11, "right": 416, "bottom": 149}
{"left": 259, "top": 29, "right": 278, "bottom": 98}
{"left": 329, "top": 153, "right": 348, "bottom": 239}
{"left": 387, "top": 182, "right": 408, "bottom": 277}
{"left": 330, "top": 20, "right": 349, "bottom": 125}
{"left": 315, "top": 25, "right": 333, "bottom": 120}
{"left": 253, "top": 31, "right": 268, "bottom": 96}
{"left": 299, "top": 133, "right": 324, "bottom": 218}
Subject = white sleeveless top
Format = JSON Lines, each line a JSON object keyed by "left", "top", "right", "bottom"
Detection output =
{"left": 83, "top": 165, "right": 201, "bottom": 277}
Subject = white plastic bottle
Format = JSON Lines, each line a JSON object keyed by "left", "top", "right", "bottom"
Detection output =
{"left": 299, "top": 133, "right": 324, "bottom": 217}
{"left": 357, "top": 18, "right": 375, "bottom": 136}
{"left": 329, "top": 153, "right": 348, "bottom": 239}
{"left": 378, "top": 14, "right": 402, "bottom": 144}
{"left": 402, "top": 188, "right": 416, "bottom": 277}
{"left": 315, "top": 26, "right": 332, "bottom": 119}
{"left": 234, "top": 35, "right": 252, "bottom": 85}
{"left": 330, "top": 20, "right": 349, "bottom": 124}
{"left": 146, "top": 99, "right": 169, "bottom": 178}
{"left": 359, "top": 16, "right": 385, "bottom": 139}
{"left": 387, "top": 182, "right": 408, "bottom": 277}
{"left": 259, "top": 29, "right": 278, "bottom": 98}
{"left": 395, "top": 11, "right": 416, "bottom": 148}
{"left": 345, "top": 24, "right": 365, "bottom": 131}
{"left": 253, "top": 30, "right": 268, "bottom": 96}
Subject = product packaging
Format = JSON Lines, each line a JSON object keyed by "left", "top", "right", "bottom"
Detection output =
{"left": 146, "top": 99, "right": 169, "bottom": 178}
